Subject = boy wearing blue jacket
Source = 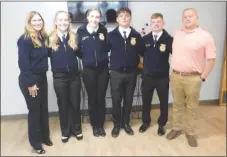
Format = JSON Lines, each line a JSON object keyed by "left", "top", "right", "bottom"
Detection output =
{"left": 108, "top": 7, "right": 142, "bottom": 138}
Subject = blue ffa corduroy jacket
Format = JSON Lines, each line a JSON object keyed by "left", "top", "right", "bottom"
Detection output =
{"left": 108, "top": 26, "right": 142, "bottom": 72}
{"left": 48, "top": 33, "right": 80, "bottom": 73}
{"left": 76, "top": 23, "right": 109, "bottom": 68}
{"left": 17, "top": 35, "right": 48, "bottom": 87}
{"left": 139, "top": 29, "right": 173, "bottom": 78}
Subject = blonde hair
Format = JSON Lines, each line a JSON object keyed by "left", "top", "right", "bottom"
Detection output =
{"left": 48, "top": 10, "right": 78, "bottom": 51}
{"left": 182, "top": 8, "right": 198, "bottom": 16}
{"left": 24, "top": 11, "right": 48, "bottom": 47}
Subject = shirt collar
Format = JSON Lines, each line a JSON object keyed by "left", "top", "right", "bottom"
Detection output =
{"left": 86, "top": 25, "right": 99, "bottom": 34}
{"left": 182, "top": 25, "right": 200, "bottom": 33}
{"left": 153, "top": 31, "right": 163, "bottom": 39}
{"left": 118, "top": 26, "right": 131, "bottom": 38}
{"left": 57, "top": 30, "right": 67, "bottom": 41}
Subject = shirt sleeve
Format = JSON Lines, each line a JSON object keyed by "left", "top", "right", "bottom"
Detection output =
{"left": 107, "top": 32, "right": 112, "bottom": 51}
{"left": 18, "top": 37, "right": 38, "bottom": 87}
{"left": 75, "top": 32, "right": 83, "bottom": 58}
{"left": 137, "top": 37, "right": 146, "bottom": 57}
{"left": 204, "top": 33, "right": 216, "bottom": 59}
{"left": 103, "top": 28, "right": 110, "bottom": 53}
{"left": 168, "top": 36, "right": 173, "bottom": 54}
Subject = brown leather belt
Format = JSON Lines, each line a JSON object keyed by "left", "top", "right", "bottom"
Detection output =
{"left": 173, "top": 69, "right": 201, "bottom": 76}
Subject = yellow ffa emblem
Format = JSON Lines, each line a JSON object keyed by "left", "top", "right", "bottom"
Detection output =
{"left": 99, "top": 33, "right": 105, "bottom": 40}
{"left": 82, "top": 36, "right": 89, "bottom": 40}
{"left": 159, "top": 44, "right": 166, "bottom": 52}
{"left": 130, "top": 37, "right": 136, "bottom": 46}
{"left": 33, "top": 44, "right": 39, "bottom": 48}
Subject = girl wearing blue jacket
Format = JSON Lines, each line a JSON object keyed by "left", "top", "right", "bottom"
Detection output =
{"left": 77, "top": 8, "right": 109, "bottom": 137}
{"left": 48, "top": 11, "right": 82, "bottom": 143}
{"left": 18, "top": 11, "right": 53, "bottom": 154}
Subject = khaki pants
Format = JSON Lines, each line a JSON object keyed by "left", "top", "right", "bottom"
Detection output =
{"left": 170, "top": 71, "right": 202, "bottom": 135}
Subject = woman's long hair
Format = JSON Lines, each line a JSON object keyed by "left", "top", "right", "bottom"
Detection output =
{"left": 48, "top": 10, "right": 78, "bottom": 51}
{"left": 24, "top": 11, "right": 48, "bottom": 47}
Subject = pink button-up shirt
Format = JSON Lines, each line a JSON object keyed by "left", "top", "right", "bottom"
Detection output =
{"left": 171, "top": 27, "right": 216, "bottom": 73}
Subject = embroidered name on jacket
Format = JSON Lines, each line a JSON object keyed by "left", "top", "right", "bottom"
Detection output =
{"left": 145, "top": 44, "right": 151, "bottom": 47}
{"left": 82, "top": 36, "right": 89, "bottom": 40}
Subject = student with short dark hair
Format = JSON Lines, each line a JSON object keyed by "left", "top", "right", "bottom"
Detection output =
{"left": 108, "top": 7, "right": 142, "bottom": 138}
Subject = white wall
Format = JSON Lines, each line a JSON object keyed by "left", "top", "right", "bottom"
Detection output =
{"left": 1, "top": 2, "right": 226, "bottom": 115}
{"left": 129, "top": 2, "right": 227, "bottom": 103}
{"left": 1, "top": 2, "right": 68, "bottom": 115}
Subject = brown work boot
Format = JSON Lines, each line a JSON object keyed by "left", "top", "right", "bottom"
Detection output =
{"left": 185, "top": 134, "right": 198, "bottom": 147}
{"left": 166, "top": 129, "right": 182, "bottom": 140}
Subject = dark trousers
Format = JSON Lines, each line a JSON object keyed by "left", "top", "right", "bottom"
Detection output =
{"left": 141, "top": 73, "right": 169, "bottom": 126}
{"left": 82, "top": 67, "right": 109, "bottom": 128}
{"left": 110, "top": 70, "right": 137, "bottom": 126}
{"left": 53, "top": 72, "right": 82, "bottom": 137}
{"left": 19, "top": 72, "right": 50, "bottom": 150}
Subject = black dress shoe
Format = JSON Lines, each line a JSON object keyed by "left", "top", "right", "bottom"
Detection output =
{"left": 75, "top": 133, "right": 83, "bottom": 140}
{"left": 158, "top": 125, "right": 165, "bottom": 136}
{"left": 71, "top": 132, "right": 83, "bottom": 140}
{"left": 139, "top": 123, "right": 150, "bottom": 133}
{"left": 111, "top": 126, "right": 120, "bottom": 138}
{"left": 34, "top": 147, "right": 45, "bottom": 154}
{"left": 43, "top": 138, "right": 53, "bottom": 146}
{"left": 61, "top": 136, "right": 69, "bottom": 143}
{"left": 123, "top": 124, "right": 134, "bottom": 135}
{"left": 98, "top": 127, "right": 106, "bottom": 137}
{"left": 93, "top": 127, "right": 100, "bottom": 137}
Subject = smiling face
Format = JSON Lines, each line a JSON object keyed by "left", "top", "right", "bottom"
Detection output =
{"left": 30, "top": 14, "right": 43, "bottom": 31}
{"left": 55, "top": 12, "right": 69, "bottom": 33}
{"left": 87, "top": 9, "right": 101, "bottom": 29}
{"left": 151, "top": 17, "right": 164, "bottom": 33}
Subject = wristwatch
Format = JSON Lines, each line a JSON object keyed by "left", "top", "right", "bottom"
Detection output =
{"left": 200, "top": 76, "right": 206, "bottom": 82}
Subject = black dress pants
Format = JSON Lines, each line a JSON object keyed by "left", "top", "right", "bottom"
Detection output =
{"left": 53, "top": 71, "right": 82, "bottom": 137}
{"left": 82, "top": 66, "right": 109, "bottom": 128}
{"left": 19, "top": 72, "right": 50, "bottom": 150}
{"left": 141, "top": 73, "right": 169, "bottom": 126}
{"left": 110, "top": 70, "right": 137, "bottom": 126}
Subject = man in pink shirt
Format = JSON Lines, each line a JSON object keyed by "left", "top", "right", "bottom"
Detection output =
{"left": 166, "top": 8, "right": 216, "bottom": 147}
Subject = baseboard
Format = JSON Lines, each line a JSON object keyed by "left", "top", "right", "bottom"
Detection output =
{"left": 1, "top": 99, "right": 219, "bottom": 121}
{"left": 199, "top": 99, "right": 219, "bottom": 105}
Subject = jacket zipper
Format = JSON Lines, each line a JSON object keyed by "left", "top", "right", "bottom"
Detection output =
{"left": 124, "top": 40, "right": 127, "bottom": 52}
{"left": 93, "top": 35, "right": 98, "bottom": 66}
{"left": 64, "top": 44, "right": 69, "bottom": 72}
